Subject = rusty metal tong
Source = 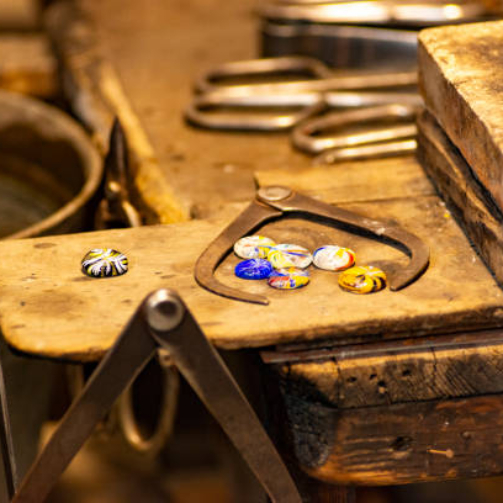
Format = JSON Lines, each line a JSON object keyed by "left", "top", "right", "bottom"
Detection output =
{"left": 195, "top": 185, "right": 429, "bottom": 305}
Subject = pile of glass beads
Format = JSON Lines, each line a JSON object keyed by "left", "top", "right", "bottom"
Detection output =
{"left": 233, "top": 235, "right": 387, "bottom": 294}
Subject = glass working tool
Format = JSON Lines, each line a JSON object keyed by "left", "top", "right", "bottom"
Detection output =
{"left": 195, "top": 185, "right": 429, "bottom": 305}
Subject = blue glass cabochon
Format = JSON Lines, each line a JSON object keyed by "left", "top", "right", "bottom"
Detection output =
{"left": 235, "top": 258, "right": 273, "bottom": 280}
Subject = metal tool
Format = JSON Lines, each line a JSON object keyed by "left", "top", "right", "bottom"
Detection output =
{"left": 9, "top": 289, "right": 301, "bottom": 503}
{"left": 93, "top": 119, "right": 179, "bottom": 455}
{"left": 185, "top": 55, "right": 421, "bottom": 160}
{"left": 195, "top": 185, "right": 429, "bottom": 305}
{"left": 118, "top": 352, "right": 179, "bottom": 455}
{"left": 96, "top": 118, "right": 142, "bottom": 229}
{"left": 258, "top": 1, "right": 488, "bottom": 27}
{"left": 292, "top": 103, "right": 418, "bottom": 163}
{"left": 193, "top": 56, "right": 417, "bottom": 96}
{"left": 260, "top": 20, "right": 419, "bottom": 70}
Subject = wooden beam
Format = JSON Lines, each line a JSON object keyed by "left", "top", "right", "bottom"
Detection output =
{"left": 282, "top": 393, "right": 503, "bottom": 485}
{"left": 273, "top": 329, "right": 503, "bottom": 408}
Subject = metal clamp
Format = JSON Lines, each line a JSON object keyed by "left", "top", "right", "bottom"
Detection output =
{"left": 7, "top": 289, "right": 301, "bottom": 503}
{"left": 195, "top": 185, "right": 429, "bottom": 305}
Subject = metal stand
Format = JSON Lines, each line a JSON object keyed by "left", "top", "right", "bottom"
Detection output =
{"left": 0, "top": 289, "right": 301, "bottom": 503}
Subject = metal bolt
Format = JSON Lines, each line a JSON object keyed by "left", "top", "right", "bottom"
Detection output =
{"left": 257, "top": 186, "right": 292, "bottom": 202}
{"left": 145, "top": 289, "right": 185, "bottom": 332}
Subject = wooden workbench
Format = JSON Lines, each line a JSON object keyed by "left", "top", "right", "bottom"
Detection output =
{"left": 6, "top": 0, "right": 503, "bottom": 499}
{"left": 2, "top": 158, "right": 503, "bottom": 361}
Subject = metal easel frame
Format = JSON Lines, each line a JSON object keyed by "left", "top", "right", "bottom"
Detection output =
{"left": 0, "top": 289, "right": 302, "bottom": 503}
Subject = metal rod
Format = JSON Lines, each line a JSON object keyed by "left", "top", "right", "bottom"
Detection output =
{"left": 146, "top": 290, "right": 302, "bottom": 503}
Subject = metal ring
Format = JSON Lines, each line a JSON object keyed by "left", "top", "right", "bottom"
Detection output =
{"left": 118, "top": 353, "right": 179, "bottom": 455}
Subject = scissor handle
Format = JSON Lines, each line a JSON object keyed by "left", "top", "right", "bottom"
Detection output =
{"left": 184, "top": 93, "right": 326, "bottom": 131}
{"left": 292, "top": 103, "right": 419, "bottom": 155}
{"left": 194, "top": 56, "right": 332, "bottom": 94}
{"left": 315, "top": 139, "right": 417, "bottom": 164}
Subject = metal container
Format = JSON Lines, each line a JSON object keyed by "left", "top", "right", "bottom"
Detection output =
{"left": 0, "top": 90, "right": 102, "bottom": 239}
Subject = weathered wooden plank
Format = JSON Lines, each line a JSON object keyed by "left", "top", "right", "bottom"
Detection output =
{"left": 255, "top": 156, "right": 435, "bottom": 205}
{"left": 1, "top": 193, "right": 503, "bottom": 361}
{"left": 0, "top": 35, "right": 57, "bottom": 98}
{"left": 418, "top": 20, "right": 503, "bottom": 213}
{"left": 273, "top": 329, "right": 503, "bottom": 409}
{"left": 282, "top": 393, "right": 503, "bottom": 485}
{"left": 417, "top": 110, "right": 503, "bottom": 287}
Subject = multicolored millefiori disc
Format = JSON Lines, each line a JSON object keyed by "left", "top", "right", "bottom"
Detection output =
{"left": 267, "top": 244, "right": 312, "bottom": 270}
{"left": 234, "top": 235, "right": 276, "bottom": 259}
{"left": 235, "top": 259, "right": 273, "bottom": 280}
{"left": 313, "top": 245, "right": 356, "bottom": 271}
{"left": 82, "top": 249, "right": 128, "bottom": 278}
{"left": 338, "top": 265, "right": 386, "bottom": 294}
{"left": 268, "top": 267, "right": 310, "bottom": 290}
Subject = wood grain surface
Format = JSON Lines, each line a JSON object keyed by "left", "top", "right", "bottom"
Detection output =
{"left": 1, "top": 188, "right": 503, "bottom": 361}
{"left": 417, "top": 110, "right": 503, "bottom": 287}
{"left": 419, "top": 20, "right": 503, "bottom": 213}
{"left": 285, "top": 394, "right": 503, "bottom": 485}
{"left": 274, "top": 329, "right": 503, "bottom": 409}
{"left": 255, "top": 156, "right": 435, "bottom": 205}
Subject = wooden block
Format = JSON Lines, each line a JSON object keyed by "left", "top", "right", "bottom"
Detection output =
{"left": 418, "top": 20, "right": 503, "bottom": 212}
{"left": 1, "top": 193, "right": 503, "bottom": 362}
{"left": 282, "top": 393, "right": 503, "bottom": 485}
{"left": 272, "top": 329, "right": 503, "bottom": 409}
{"left": 0, "top": 35, "right": 57, "bottom": 98}
{"left": 417, "top": 110, "right": 503, "bottom": 286}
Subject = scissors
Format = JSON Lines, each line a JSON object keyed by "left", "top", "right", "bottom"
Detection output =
{"left": 194, "top": 185, "right": 429, "bottom": 305}
{"left": 184, "top": 56, "right": 421, "bottom": 161}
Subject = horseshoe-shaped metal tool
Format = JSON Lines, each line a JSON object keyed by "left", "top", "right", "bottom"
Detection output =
{"left": 195, "top": 185, "right": 429, "bottom": 305}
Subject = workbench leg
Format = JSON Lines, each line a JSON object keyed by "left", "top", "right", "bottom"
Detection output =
{"left": 299, "top": 479, "right": 355, "bottom": 503}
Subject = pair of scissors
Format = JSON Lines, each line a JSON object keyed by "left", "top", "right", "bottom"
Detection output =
{"left": 184, "top": 56, "right": 421, "bottom": 163}
{"left": 194, "top": 185, "right": 429, "bottom": 305}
